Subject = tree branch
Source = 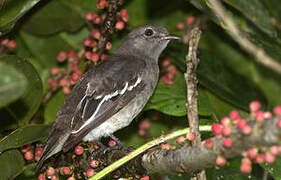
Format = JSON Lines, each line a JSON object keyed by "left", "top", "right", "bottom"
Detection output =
{"left": 208, "top": 0, "right": 281, "bottom": 75}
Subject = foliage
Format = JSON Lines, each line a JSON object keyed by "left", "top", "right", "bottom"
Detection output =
{"left": 0, "top": 0, "right": 281, "bottom": 179}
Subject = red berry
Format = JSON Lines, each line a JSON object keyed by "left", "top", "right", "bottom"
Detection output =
{"left": 162, "top": 58, "right": 171, "bottom": 67}
{"left": 186, "top": 16, "right": 195, "bottom": 24}
{"left": 24, "top": 151, "right": 33, "bottom": 160}
{"left": 139, "top": 120, "right": 150, "bottom": 130}
{"left": 63, "top": 86, "right": 71, "bottom": 95}
{"left": 101, "top": 54, "right": 108, "bottom": 60}
{"left": 223, "top": 137, "right": 233, "bottom": 148}
{"left": 84, "top": 38, "right": 92, "bottom": 47}
{"left": 61, "top": 166, "right": 72, "bottom": 175}
{"left": 51, "top": 176, "right": 59, "bottom": 180}
{"left": 216, "top": 156, "right": 226, "bottom": 166}
{"left": 48, "top": 79, "right": 58, "bottom": 87}
{"left": 140, "top": 176, "right": 150, "bottom": 180}
{"left": 72, "top": 73, "right": 79, "bottom": 81}
{"left": 75, "top": 145, "right": 84, "bottom": 155}
{"left": 120, "top": 9, "right": 129, "bottom": 22}
{"left": 91, "top": 53, "right": 99, "bottom": 63}
{"left": 21, "top": 144, "right": 31, "bottom": 153}
{"left": 186, "top": 131, "right": 195, "bottom": 141}
{"left": 59, "top": 78, "right": 69, "bottom": 87}
{"left": 161, "top": 75, "right": 174, "bottom": 85}
{"left": 222, "top": 125, "right": 232, "bottom": 136}
{"left": 86, "top": 168, "right": 95, "bottom": 177}
{"left": 38, "top": 173, "right": 46, "bottom": 180}
{"left": 212, "top": 123, "right": 222, "bottom": 135}
{"left": 96, "top": 0, "right": 106, "bottom": 9}
{"left": 273, "top": 106, "right": 281, "bottom": 115}
{"left": 277, "top": 118, "right": 281, "bottom": 128}
{"left": 91, "top": 40, "right": 97, "bottom": 47}
{"left": 85, "top": 51, "right": 92, "bottom": 59}
{"left": 221, "top": 117, "right": 231, "bottom": 126}
{"left": 106, "top": 42, "right": 112, "bottom": 50}
{"left": 90, "top": 160, "right": 99, "bottom": 168}
{"left": 176, "top": 136, "right": 185, "bottom": 143}
{"left": 247, "top": 148, "right": 258, "bottom": 159}
{"left": 176, "top": 22, "right": 184, "bottom": 30}
{"left": 229, "top": 111, "right": 240, "bottom": 120}
{"left": 115, "top": 21, "right": 125, "bottom": 30}
{"left": 255, "top": 111, "right": 264, "bottom": 122}
{"left": 35, "top": 147, "right": 43, "bottom": 157}
{"left": 249, "top": 101, "right": 261, "bottom": 112}
{"left": 46, "top": 166, "right": 56, "bottom": 176}
{"left": 67, "top": 177, "right": 75, "bottom": 180}
{"left": 204, "top": 139, "right": 214, "bottom": 149}
{"left": 237, "top": 118, "right": 247, "bottom": 129}
{"left": 242, "top": 125, "right": 252, "bottom": 135}
{"left": 265, "top": 152, "right": 275, "bottom": 163}
{"left": 67, "top": 50, "right": 75, "bottom": 59}
{"left": 1, "top": 38, "right": 9, "bottom": 45}
{"left": 50, "top": 67, "right": 59, "bottom": 75}
{"left": 108, "top": 140, "right": 116, "bottom": 147}
{"left": 242, "top": 157, "right": 252, "bottom": 165}
{"left": 84, "top": 12, "right": 92, "bottom": 20}
{"left": 57, "top": 51, "right": 67, "bottom": 62}
{"left": 8, "top": 40, "right": 16, "bottom": 49}
{"left": 161, "top": 143, "right": 171, "bottom": 150}
{"left": 91, "top": 29, "right": 101, "bottom": 39}
{"left": 256, "top": 154, "right": 265, "bottom": 163}
{"left": 240, "top": 163, "right": 252, "bottom": 173}
{"left": 264, "top": 111, "right": 272, "bottom": 119}
{"left": 270, "top": 146, "right": 279, "bottom": 155}
{"left": 92, "top": 13, "right": 101, "bottom": 24}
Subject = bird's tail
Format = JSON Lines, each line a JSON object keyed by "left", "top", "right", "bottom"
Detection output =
{"left": 35, "top": 129, "right": 70, "bottom": 172}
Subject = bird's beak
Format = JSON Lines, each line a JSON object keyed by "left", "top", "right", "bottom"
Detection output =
{"left": 162, "top": 34, "right": 181, "bottom": 40}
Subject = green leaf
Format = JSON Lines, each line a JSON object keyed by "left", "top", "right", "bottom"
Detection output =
{"left": 44, "top": 91, "right": 66, "bottom": 124}
{"left": 0, "top": 124, "right": 50, "bottom": 153}
{"left": 262, "top": 0, "right": 281, "bottom": 24}
{"left": 0, "top": 0, "right": 40, "bottom": 35}
{"left": 166, "top": 42, "right": 267, "bottom": 111}
{"left": 0, "top": 62, "right": 27, "bottom": 108}
{"left": 0, "top": 55, "right": 43, "bottom": 130}
{"left": 261, "top": 156, "right": 281, "bottom": 180}
{"left": 0, "top": 149, "right": 25, "bottom": 180}
{"left": 22, "top": 0, "right": 84, "bottom": 35}
{"left": 15, "top": 163, "right": 37, "bottom": 180}
{"left": 223, "top": 0, "right": 277, "bottom": 37}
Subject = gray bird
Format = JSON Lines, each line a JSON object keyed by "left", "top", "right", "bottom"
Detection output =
{"left": 36, "top": 25, "right": 180, "bottom": 170}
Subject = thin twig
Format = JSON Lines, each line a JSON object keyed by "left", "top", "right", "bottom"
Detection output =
{"left": 184, "top": 27, "right": 205, "bottom": 180}
{"left": 208, "top": 0, "right": 281, "bottom": 75}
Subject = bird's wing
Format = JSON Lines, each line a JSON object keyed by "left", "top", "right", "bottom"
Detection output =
{"left": 62, "top": 55, "right": 146, "bottom": 151}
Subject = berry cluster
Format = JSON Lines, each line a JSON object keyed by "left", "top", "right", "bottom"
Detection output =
{"left": 176, "top": 16, "right": 195, "bottom": 30}
{"left": 207, "top": 101, "right": 281, "bottom": 173}
{"left": 160, "top": 58, "right": 177, "bottom": 85}
{"left": 48, "top": 50, "right": 83, "bottom": 95}
{"left": 0, "top": 38, "right": 16, "bottom": 54}
{"left": 84, "top": 1, "right": 129, "bottom": 64}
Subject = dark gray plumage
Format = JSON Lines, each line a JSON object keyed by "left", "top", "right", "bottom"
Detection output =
{"left": 36, "top": 25, "right": 180, "bottom": 171}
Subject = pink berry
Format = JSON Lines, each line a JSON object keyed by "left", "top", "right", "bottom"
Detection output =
{"left": 91, "top": 29, "right": 101, "bottom": 39}
{"left": 91, "top": 40, "right": 97, "bottom": 47}
{"left": 86, "top": 168, "right": 95, "bottom": 177}
{"left": 162, "top": 58, "right": 171, "bottom": 67}
{"left": 187, "top": 131, "right": 195, "bottom": 141}
{"left": 108, "top": 140, "right": 116, "bottom": 147}
{"left": 96, "top": 0, "right": 106, "bottom": 9}
{"left": 91, "top": 53, "right": 99, "bottom": 62}
{"left": 221, "top": 117, "right": 231, "bottom": 126}
{"left": 255, "top": 111, "right": 264, "bottom": 122}
{"left": 237, "top": 118, "right": 247, "bottom": 129}
{"left": 186, "top": 16, "right": 195, "bottom": 24}
{"left": 75, "top": 145, "right": 84, "bottom": 155}
{"left": 84, "top": 12, "right": 92, "bottom": 20}
{"left": 242, "top": 157, "right": 252, "bottom": 165}
{"left": 176, "top": 22, "right": 184, "bottom": 30}
{"left": 265, "top": 152, "right": 275, "bottom": 163}
{"left": 138, "top": 129, "right": 145, "bottom": 136}
{"left": 264, "top": 111, "right": 272, "bottom": 119}
{"left": 140, "top": 176, "right": 149, "bottom": 180}
{"left": 21, "top": 144, "right": 31, "bottom": 153}
{"left": 63, "top": 86, "right": 71, "bottom": 95}
{"left": 242, "top": 125, "right": 252, "bottom": 135}
{"left": 67, "top": 50, "right": 75, "bottom": 59}
{"left": 35, "top": 147, "right": 43, "bottom": 156}
{"left": 38, "top": 173, "right": 46, "bottom": 180}
{"left": 57, "top": 51, "right": 67, "bottom": 62}
{"left": 212, "top": 123, "right": 222, "bottom": 135}
{"left": 61, "top": 166, "right": 71, "bottom": 175}
{"left": 161, "top": 75, "right": 174, "bottom": 85}
{"left": 92, "top": 13, "right": 101, "bottom": 24}
{"left": 106, "top": 42, "right": 112, "bottom": 50}
{"left": 229, "top": 111, "right": 240, "bottom": 120}
{"left": 273, "top": 106, "right": 281, "bottom": 115}
{"left": 50, "top": 67, "right": 59, "bottom": 75}
{"left": 249, "top": 101, "right": 261, "bottom": 112}
{"left": 161, "top": 143, "right": 171, "bottom": 150}
{"left": 46, "top": 166, "right": 55, "bottom": 176}
{"left": 247, "top": 148, "right": 258, "bottom": 159}
{"left": 1, "top": 38, "right": 9, "bottom": 45}
{"left": 48, "top": 79, "right": 58, "bottom": 87}
{"left": 256, "top": 154, "right": 265, "bottom": 163}
{"left": 85, "top": 51, "right": 92, "bottom": 59}
{"left": 71, "top": 73, "right": 79, "bottom": 81}
{"left": 204, "top": 139, "right": 214, "bottom": 149}
{"left": 24, "top": 151, "right": 33, "bottom": 160}
{"left": 115, "top": 21, "right": 125, "bottom": 30}
{"left": 84, "top": 38, "right": 92, "bottom": 47}
{"left": 223, "top": 137, "right": 233, "bottom": 148}
{"left": 51, "top": 176, "right": 59, "bottom": 180}
{"left": 139, "top": 120, "right": 151, "bottom": 130}
{"left": 67, "top": 177, "right": 75, "bottom": 180}
{"left": 216, "top": 156, "right": 226, "bottom": 166}
{"left": 59, "top": 78, "right": 69, "bottom": 87}
{"left": 120, "top": 9, "right": 129, "bottom": 22}
{"left": 90, "top": 159, "right": 99, "bottom": 168}
{"left": 8, "top": 40, "right": 16, "bottom": 49}
{"left": 270, "top": 146, "right": 279, "bottom": 155}
{"left": 277, "top": 118, "right": 281, "bottom": 128}
{"left": 176, "top": 136, "right": 185, "bottom": 143}
{"left": 101, "top": 54, "right": 108, "bottom": 60}
{"left": 240, "top": 163, "right": 252, "bottom": 173}
{"left": 222, "top": 125, "right": 232, "bottom": 136}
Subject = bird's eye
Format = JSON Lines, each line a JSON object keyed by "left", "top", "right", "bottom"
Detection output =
{"left": 144, "top": 28, "right": 154, "bottom": 36}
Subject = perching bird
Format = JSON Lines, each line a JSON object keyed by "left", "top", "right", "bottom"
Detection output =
{"left": 36, "top": 25, "right": 180, "bottom": 170}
